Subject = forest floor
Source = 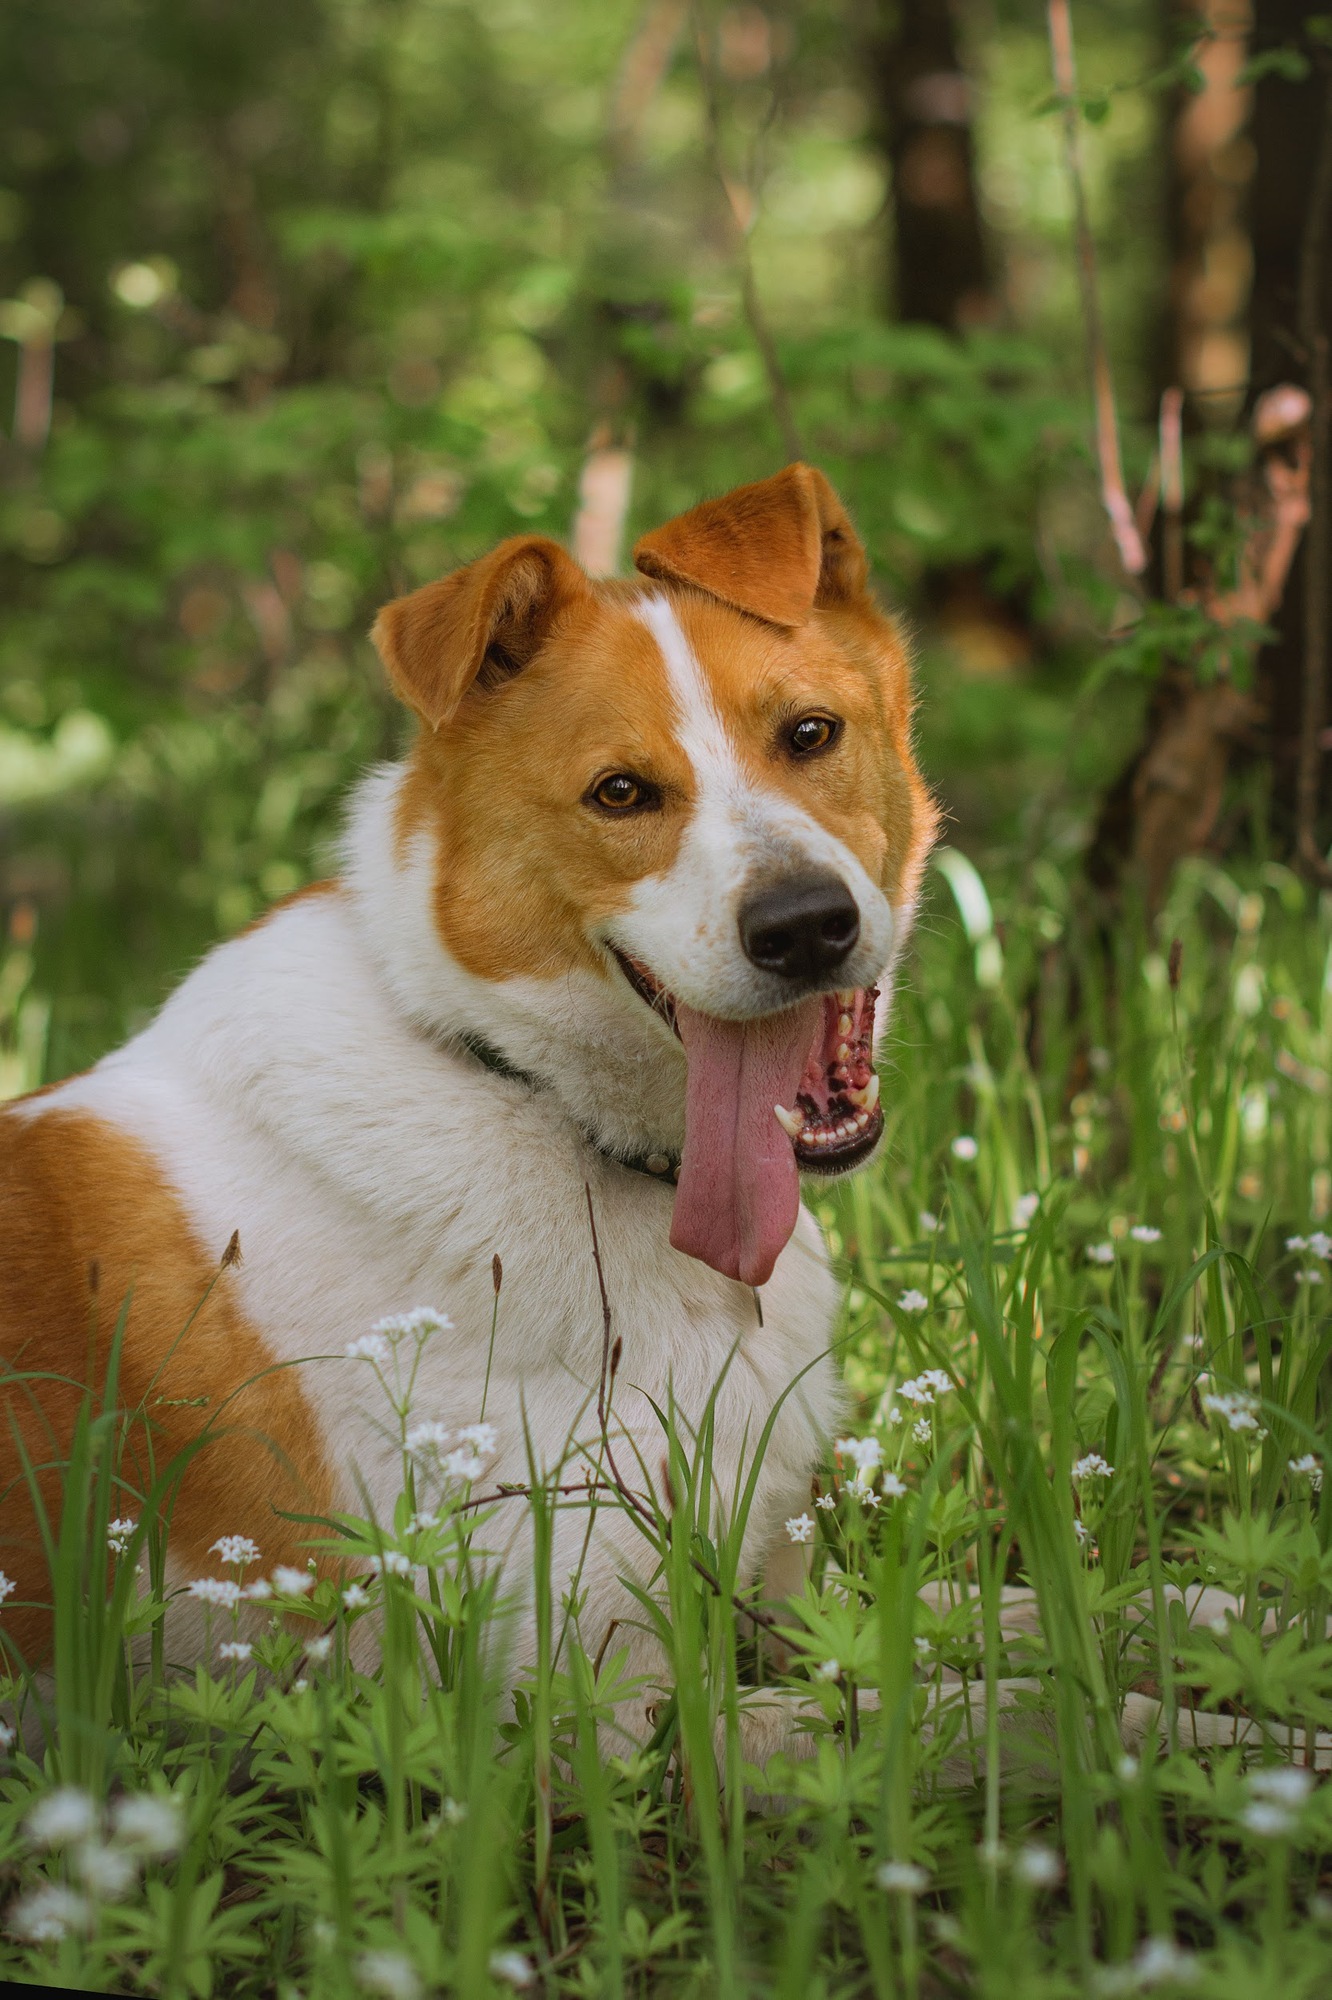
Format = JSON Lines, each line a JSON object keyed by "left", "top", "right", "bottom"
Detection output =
{"left": 4, "top": 845, "right": 1332, "bottom": 1998}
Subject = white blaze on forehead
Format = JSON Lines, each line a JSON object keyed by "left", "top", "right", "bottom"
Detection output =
{"left": 634, "top": 593, "right": 741, "bottom": 791}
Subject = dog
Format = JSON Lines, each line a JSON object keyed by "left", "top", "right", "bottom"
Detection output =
{"left": 0, "top": 464, "right": 936, "bottom": 1727}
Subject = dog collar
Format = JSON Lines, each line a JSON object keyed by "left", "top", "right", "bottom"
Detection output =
{"left": 457, "top": 1033, "right": 683, "bottom": 1186}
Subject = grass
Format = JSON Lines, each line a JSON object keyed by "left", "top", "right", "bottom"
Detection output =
{"left": 4, "top": 845, "right": 1332, "bottom": 1997}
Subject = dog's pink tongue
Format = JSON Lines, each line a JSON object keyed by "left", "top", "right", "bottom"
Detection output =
{"left": 670, "top": 999, "right": 821, "bottom": 1288}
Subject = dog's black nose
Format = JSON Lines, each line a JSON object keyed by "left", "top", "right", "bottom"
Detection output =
{"left": 739, "top": 873, "right": 860, "bottom": 982}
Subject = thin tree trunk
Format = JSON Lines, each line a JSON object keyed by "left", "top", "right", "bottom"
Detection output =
{"left": 867, "top": 0, "right": 994, "bottom": 330}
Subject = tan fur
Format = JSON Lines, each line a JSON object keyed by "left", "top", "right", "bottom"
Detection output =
{"left": 0, "top": 1107, "right": 335, "bottom": 1663}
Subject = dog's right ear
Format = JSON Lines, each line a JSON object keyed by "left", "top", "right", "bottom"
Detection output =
{"left": 371, "top": 536, "right": 586, "bottom": 730}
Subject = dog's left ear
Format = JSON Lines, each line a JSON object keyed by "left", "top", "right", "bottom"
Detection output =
{"left": 632, "top": 463, "right": 868, "bottom": 628}
{"left": 371, "top": 536, "right": 587, "bottom": 730}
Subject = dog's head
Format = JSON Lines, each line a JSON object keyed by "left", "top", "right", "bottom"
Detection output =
{"left": 369, "top": 464, "right": 936, "bottom": 1287}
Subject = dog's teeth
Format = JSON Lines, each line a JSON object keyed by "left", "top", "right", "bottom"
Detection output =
{"left": 773, "top": 1103, "right": 804, "bottom": 1140}
{"left": 836, "top": 988, "right": 855, "bottom": 1006}
{"left": 836, "top": 1041, "right": 850, "bottom": 1063}
{"left": 837, "top": 1013, "right": 853, "bottom": 1039}
{"left": 848, "top": 1073, "right": 881, "bottom": 1113}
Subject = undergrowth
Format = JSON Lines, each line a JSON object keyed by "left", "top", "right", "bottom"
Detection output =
{"left": 4, "top": 850, "right": 1332, "bottom": 1997}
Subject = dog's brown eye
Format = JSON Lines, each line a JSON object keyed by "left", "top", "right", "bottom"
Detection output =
{"left": 592, "top": 773, "right": 645, "bottom": 812}
{"left": 789, "top": 715, "right": 838, "bottom": 756}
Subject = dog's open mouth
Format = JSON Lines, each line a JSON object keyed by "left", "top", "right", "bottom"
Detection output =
{"left": 612, "top": 948, "right": 885, "bottom": 1287}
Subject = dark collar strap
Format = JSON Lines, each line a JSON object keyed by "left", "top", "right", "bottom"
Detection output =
{"left": 457, "top": 1033, "right": 682, "bottom": 1186}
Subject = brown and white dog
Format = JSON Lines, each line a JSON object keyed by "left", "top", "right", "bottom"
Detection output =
{"left": 0, "top": 465, "right": 935, "bottom": 1698}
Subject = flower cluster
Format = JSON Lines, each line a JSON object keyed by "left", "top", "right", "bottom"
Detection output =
{"left": 210, "top": 1535, "right": 261, "bottom": 1568}
{"left": 1289, "top": 1453, "right": 1324, "bottom": 1490}
{"left": 1201, "top": 1390, "right": 1261, "bottom": 1433}
{"left": 0, "top": 1570, "right": 15, "bottom": 1608}
{"left": 1287, "top": 1232, "right": 1332, "bottom": 1257}
{"left": 8, "top": 1786, "right": 184, "bottom": 1938}
{"left": 1086, "top": 1242, "right": 1115, "bottom": 1266}
{"left": 106, "top": 1517, "right": 137, "bottom": 1556}
{"left": 1072, "top": 1453, "right": 1114, "bottom": 1482}
{"left": 898, "top": 1370, "right": 952, "bottom": 1407}
{"left": 897, "top": 1288, "right": 929, "bottom": 1314}
{"left": 1240, "top": 1763, "right": 1312, "bottom": 1838}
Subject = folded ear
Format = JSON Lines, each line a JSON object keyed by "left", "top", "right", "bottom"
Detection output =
{"left": 632, "top": 463, "right": 869, "bottom": 628}
{"left": 371, "top": 536, "right": 586, "bottom": 730}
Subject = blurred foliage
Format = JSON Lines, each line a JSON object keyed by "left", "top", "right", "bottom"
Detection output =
{"left": 0, "top": 0, "right": 1171, "bottom": 1080}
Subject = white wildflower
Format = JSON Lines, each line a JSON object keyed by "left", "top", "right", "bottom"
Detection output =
{"left": 918, "top": 1210, "right": 939, "bottom": 1233}
{"left": 814, "top": 1658, "right": 840, "bottom": 1681}
{"left": 1086, "top": 1242, "right": 1115, "bottom": 1266}
{"left": 861, "top": 1488, "right": 882, "bottom": 1508}
{"left": 357, "top": 1949, "right": 422, "bottom": 1999}
{"left": 1202, "top": 1390, "right": 1260, "bottom": 1433}
{"left": 110, "top": 1792, "right": 183, "bottom": 1855}
{"left": 342, "top": 1582, "right": 371, "bottom": 1610}
{"left": 0, "top": 1720, "right": 14, "bottom": 1751}
{"left": 1013, "top": 1192, "right": 1040, "bottom": 1230}
{"left": 26, "top": 1787, "right": 98, "bottom": 1848}
{"left": 1131, "top": 1937, "right": 1198, "bottom": 1987}
{"left": 835, "top": 1435, "right": 883, "bottom": 1486}
{"left": 241, "top": 1578, "right": 272, "bottom": 1600}
{"left": 1130, "top": 1225, "right": 1162, "bottom": 1244}
{"left": 371, "top": 1307, "right": 453, "bottom": 1341}
{"left": 456, "top": 1422, "right": 497, "bottom": 1455}
{"left": 1296, "top": 1269, "right": 1323, "bottom": 1287}
{"left": 785, "top": 1514, "right": 815, "bottom": 1544}
{"left": 914, "top": 1634, "right": 930, "bottom": 1654}
{"left": 73, "top": 1840, "right": 137, "bottom": 1899}
{"left": 305, "top": 1635, "right": 333, "bottom": 1664}
{"left": 1073, "top": 1519, "right": 1093, "bottom": 1545}
{"left": 218, "top": 1640, "right": 252, "bottom": 1662}
{"left": 489, "top": 1949, "right": 535, "bottom": 1989}
{"left": 186, "top": 1577, "right": 241, "bottom": 1608}
{"left": 899, "top": 1370, "right": 951, "bottom": 1406}
{"left": 1289, "top": 1454, "right": 1324, "bottom": 1490}
{"left": 1014, "top": 1844, "right": 1063, "bottom": 1888}
{"left": 106, "top": 1517, "right": 137, "bottom": 1555}
{"left": 1242, "top": 1800, "right": 1297, "bottom": 1837}
{"left": 1116, "top": 1755, "right": 1139, "bottom": 1782}
{"left": 440, "top": 1798, "right": 467, "bottom": 1825}
{"left": 1311, "top": 1231, "right": 1332, "bottom": 1258}
{"left": 1287, "top": 1236, "right": 1310, "bottom": 1253}
{"left": 913, "top": 1419, "right": 932, "bottom": 1444}
{"left": 271, "top": 1566, "right": 315, "bottom": 1596}
{"left": 814, "top": 1493, "right": 837, "bottom": 1511}
{"left": 211, "top": 1535, "right": 261, "bottom": 1567}
{"left": 0, "top": 1571, "right": 17, "bottom": 1606}
{"left": 367, "top": 1550, "right": 412, "bottom": 1578}
{"left": 7, "top": 1883, "right": 92, "bottom": 1941}
{"left": 885, "top": 1405, "right": 903, "bottom": 1427}
{"left": 1249, "top": 1765, "right": 1313, "bottom": 1807}
{"left": 443, "top": 1448, "right": 485, "bottom": 1481}
{"left": 404, "top": 1421, "right": 452, "bottom": 1460}
{"left": 898, "top": 1288, "right": 930, "bottom": 1313}
{"left": 881, "top": 1471, "right": 907, "bottom": 1498}
{"left": 1072, "top": 1454, "right": 1115, "bottom": 1481}
{"left": 951, "top": 1135, "right": 978, "bottom": 1162}
{"left": 876, "top": 1859, "right": 929, "bottom": 1895}
{"left": 345, "top": 1332, "right": 392, "bottom": 1366}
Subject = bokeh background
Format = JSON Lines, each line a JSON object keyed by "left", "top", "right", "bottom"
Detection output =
{"left": 0, "top": 0, "right": 1323, "bottom": 1091}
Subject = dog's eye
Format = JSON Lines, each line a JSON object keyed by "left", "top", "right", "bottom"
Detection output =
{"left": 591, "top": 773, "right": 650, "bottom": 812}
{"left": 789, "top": 715, "right": 839, "bottom": 756}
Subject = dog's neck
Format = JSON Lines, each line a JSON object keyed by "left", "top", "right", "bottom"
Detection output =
{"left": 341, "top": 765, "right": 689, "bottom": 1162}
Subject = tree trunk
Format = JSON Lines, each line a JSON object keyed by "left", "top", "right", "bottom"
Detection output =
{"left": 1246, "top": 1, "right": 1331, "bottom": 844}
{"left": 867, "top": 0, "right": 994, "bottom": 330}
